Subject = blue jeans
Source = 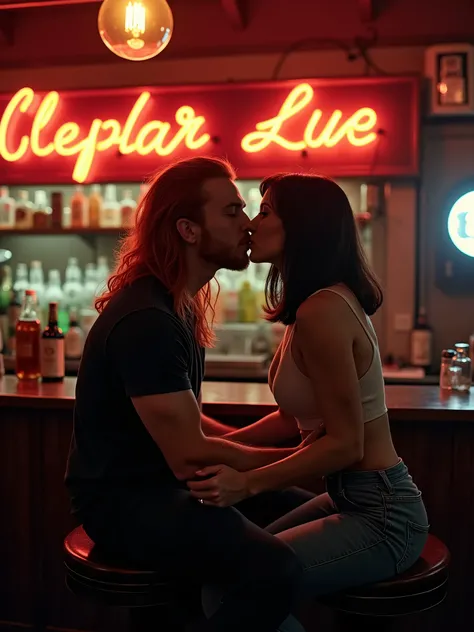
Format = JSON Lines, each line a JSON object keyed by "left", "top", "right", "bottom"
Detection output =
{"left": 202, "top": 460, "right": 428, "bottom": 632}
{"left": 268, "top": 459, "right": 429, "bottom": 631}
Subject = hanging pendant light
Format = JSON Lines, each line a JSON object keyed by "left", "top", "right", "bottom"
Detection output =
{"left": 98, "top": 0, "right": 173, "bottom": 61}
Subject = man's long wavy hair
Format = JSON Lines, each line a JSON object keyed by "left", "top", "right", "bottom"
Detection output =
{"left": 95, "top": 156, "right": 236, "bottom": 347}
{"left": 261, "top": 173, "right": 383, "bottom": 324}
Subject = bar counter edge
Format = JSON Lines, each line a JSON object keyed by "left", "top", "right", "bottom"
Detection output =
{"left": 1, "top": 375, "right": 474, "bottom": 421}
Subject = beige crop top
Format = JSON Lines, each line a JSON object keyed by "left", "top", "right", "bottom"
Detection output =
{"left": 269, "top": 285, "right": 387, "bottom": 432}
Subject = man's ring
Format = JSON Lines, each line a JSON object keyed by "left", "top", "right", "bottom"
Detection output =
{"left": 198, "top": 498, "right": 204, "bottom": 504}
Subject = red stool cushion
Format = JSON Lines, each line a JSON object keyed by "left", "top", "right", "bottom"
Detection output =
{"left": 322, "top": 534, "right": 450, "bottom": 616}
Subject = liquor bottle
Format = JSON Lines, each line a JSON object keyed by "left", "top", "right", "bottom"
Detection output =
{"left": 120, "top": 189, "right": 137, "bottom": 228}
{"left": 15, "top": 289, "right": 41, "bottom": 380}
{"left": 15, "top": 190, "right": 34, "bottom": 229}
{"left": 29, "top": 260, "right": 45, "bottom": 319}
{"left": 40, "top": 302, "right": 65, "bottom": 383}
{"left": 65, "top": 309, "right": 84, "bottom": 360}
{"left": 7, "top": 289, "right": 21, "bottom": 355}
{"left": 13, "top": 262, "right": 29, "bottom": 304}
{"left": 70, "top": 185, "right": 88, "bottom": 228}
{"left": 0, "top": 186, "right": 15, "bottom": 229}
{"left": 62, "top": 257, "right": 84, "bottom": 311}
{"left": 100, "top": 184, "right": 120, "bottom": 228}
{"left": 88, "top": 184, "right": 102, "bottom": 229}
{"left": 410, "top": 307, "right": 433, "bottom": 370}
{"left": 32, "top": 190, "right": 51, "bottom": 229}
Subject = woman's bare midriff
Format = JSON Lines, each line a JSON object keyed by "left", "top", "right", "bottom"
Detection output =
{"left": 299, "top": 414, "right": 399, "bottom": 472}
{"left": 347, "top": 413, "right": 399, "bottom": 472}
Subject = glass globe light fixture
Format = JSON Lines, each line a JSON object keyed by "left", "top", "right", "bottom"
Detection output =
{"left": 98, "top": 0, "right": 173, "bottom": 62}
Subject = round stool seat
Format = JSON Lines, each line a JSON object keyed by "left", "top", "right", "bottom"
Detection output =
{"left": 64, "top": 525, "right": 185, "bottom": 608}
{"left": 321, "top": 534, "right": 450, "bottom": 617}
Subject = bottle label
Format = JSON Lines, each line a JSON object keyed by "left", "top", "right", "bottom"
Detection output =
{"left": 40, "top": 338, "right": 65, "bottom": 377}
{"left": 411, "top": 330, "right": 432, "bottom": 366}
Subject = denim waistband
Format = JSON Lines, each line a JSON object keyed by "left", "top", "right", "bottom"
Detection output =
{"left": 326, "top": 459, "right": 408, "bottom": 492}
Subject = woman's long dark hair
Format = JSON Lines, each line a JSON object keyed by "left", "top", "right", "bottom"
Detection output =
{"left": 261, "top": 173, "right": 383, "bottom": 325}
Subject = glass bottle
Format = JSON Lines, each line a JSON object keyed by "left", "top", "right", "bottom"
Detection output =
{"left": 0, "top": 186, "right": 15, "bottom": 229}
{"left": 13, "top": 262, "right": 29, "bottom": 304}
{"left": 15, "top": 190, "right": 34, "bottom": 229}
{"left": 410, "top": 307, "right": 433, "bottom": 370}
{"left": 63, "top": 257, "right": 84, "bottom": 311}
{"left": 70, "top": 185, "right": 87, "bottom": 228}
{"left": 44, "top": 269, "right": 68, "bottom": 332}
{"left": 33, "top": 190, "right": 52, "bottom": 229}
{"left": 439, "top": 349, "right": 456, "bottom": 391}
{"left": 29, "top": 260, "right": 45, "bottom": 316}
{"left": 88, "top": 184, "right": 102, "bottom": 229}
{"left": 81, "top": 263, "right": 98, "bottom": 308}
{"left": 452, "top": 343, "right": 472, "bottom": 392}
{"left": 51, "top": 191, "right": 63, "bottom": 229}
{"left": 7, "top": 289, "right": 22, "bottom": 355}
{"left": 65, "top": 309, "right": 85, "bottom": 360}
{"left": 95, "top": 256, "right": 110, "bottom": 297}
{"left": 40, "top": 302, "right": 65, "bottom": 383}
{"left": 15, "top": 289, "right": 41, "bottom": 380}
{"left": 0, "top": 264, "right": 12, "bottom": 313}
{"left": 100, "top": 184, "right": 120, "bottom": 228}
{"left": 120, "top": 188, "right": 137, "bottom": 228}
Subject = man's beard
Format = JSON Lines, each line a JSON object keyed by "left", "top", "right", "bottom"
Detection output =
{"left": 199, "top": 228, "right": 249, "bottom": 271}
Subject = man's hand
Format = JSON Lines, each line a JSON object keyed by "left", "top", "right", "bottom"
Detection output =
{"left": 187, "top": 465, "right": 250, "bottom": 507}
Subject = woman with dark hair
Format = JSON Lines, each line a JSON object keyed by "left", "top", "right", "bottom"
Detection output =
{"left": 189, "top": 174, "right": 429, "bottom": 601}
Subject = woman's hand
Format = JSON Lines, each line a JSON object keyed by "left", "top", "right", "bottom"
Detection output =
{"left": 187, "top": 465, "right": 250, "bottom": 507}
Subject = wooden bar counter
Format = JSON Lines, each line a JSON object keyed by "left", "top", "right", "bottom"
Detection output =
{"left": 1, "top": 376, "right": 473, "bottom": 632}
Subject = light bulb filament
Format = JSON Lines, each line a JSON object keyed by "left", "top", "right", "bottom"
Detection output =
{"left": 125, "top": 1, "right": 146, "bottom": 38}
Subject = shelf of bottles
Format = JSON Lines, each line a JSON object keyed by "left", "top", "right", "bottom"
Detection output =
{"left": 0, "top": 179, "right": 375, "bottom": 374}
{"left": 0, "top": 182, "right": 146, "bottom": 234}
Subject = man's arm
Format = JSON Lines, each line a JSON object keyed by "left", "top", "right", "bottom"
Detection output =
{"left": 107, "top": 308, "right": 293, "bottom": 479}
{"left": 133, "top": 390, "right": 296, "bottom": 480}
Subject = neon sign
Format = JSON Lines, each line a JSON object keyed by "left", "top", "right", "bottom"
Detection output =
{"left": 0, "top": 77, "right": 419, "bottom": 183}
{"left": 241, "top": 83, "right": 377, "bottom": 153}
{"left": 0, "top": 87, "right": 210, "bottom": 183}
{"left": 447, "top": 191, "right": 474, "bottom": 258}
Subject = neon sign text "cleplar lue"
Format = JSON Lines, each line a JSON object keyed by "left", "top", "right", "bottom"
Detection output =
{"left": 0, "top": 83, "right": 379, "bottom": 183}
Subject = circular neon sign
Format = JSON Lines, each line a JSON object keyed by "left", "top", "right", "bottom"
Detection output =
{"left": 447, "top": 190, "right": 474, "bottom": 258}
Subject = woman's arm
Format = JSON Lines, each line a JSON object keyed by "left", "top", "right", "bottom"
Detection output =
{"left": 187, "top": 294, "right": 364, "bottom": 504}
{"left": 224, "top": 410, "right": 300, "bottom": 446}
{"left": 247, "top": 293, "right": 364, "bottom": 493}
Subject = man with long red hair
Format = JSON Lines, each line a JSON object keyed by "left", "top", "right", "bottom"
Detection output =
{"left": 65, "top": 157, "right": 305, "bottom": 632}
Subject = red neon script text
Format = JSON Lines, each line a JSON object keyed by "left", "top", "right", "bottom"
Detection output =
{"left": 0, "top": 88, "right": 210, "bottom": 183}
{"left": 241, "top": 83, "right": 378, "bottom": 153}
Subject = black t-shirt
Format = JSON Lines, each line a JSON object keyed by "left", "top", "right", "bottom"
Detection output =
{"left": 64, "top": 275, "right": 205, "bottom": 516}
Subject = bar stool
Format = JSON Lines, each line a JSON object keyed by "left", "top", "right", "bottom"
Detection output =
{"left": 320, "top": 534, "right": 450, "bottom": 631}
{"left": 64, "top": 525, "right": 200, "bottom": 632}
